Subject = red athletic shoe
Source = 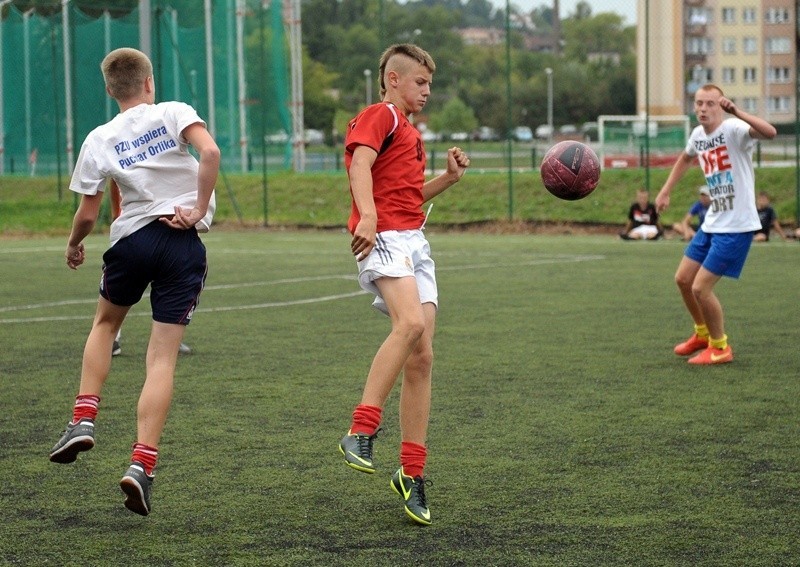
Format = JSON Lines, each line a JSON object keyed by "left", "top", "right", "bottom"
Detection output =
{"left": 688, "top": 345, "right": 733, "bottom": 365}
{"left": 673, "top": 333, "right": 709, "bottom": 356}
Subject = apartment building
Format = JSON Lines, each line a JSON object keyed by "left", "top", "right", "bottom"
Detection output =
{"left": 636, "top": 0, "right": 796, "bottom": 125}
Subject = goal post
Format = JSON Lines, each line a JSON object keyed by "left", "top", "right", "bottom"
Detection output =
{"left": 597, "top": 115, "right": 691, "bottom": 169}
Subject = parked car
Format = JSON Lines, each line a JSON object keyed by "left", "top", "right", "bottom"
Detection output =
{"left": 421, "top": 129, "right": 442, "bottom": 143}
{"left": 581, "top": 121, "right": 598, "bottom": 141}
{"left": 449, "top": 131, "right": 470, "bottom": 142}
{"left": 265, "top": 130, "right": 289, "bottom": 144}
{"left": 535, "top": 124, "right": 553, "bottom": 139}
{"left": 265, "top": 129, "right": 325, "bottom": 146}
{"left": 559, "top": 124, "right": 578, "bottom": 135}
{"left": 473, "top": 126, "right": 500, "bottom": 141}
{"left": 304, "top": 128, "right": 325, "bottom": 145}
{"left": 512, "top": 126, "right": 533, "bottom": 142}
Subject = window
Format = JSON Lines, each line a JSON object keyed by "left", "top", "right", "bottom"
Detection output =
{"left": 721, "top": 67, "right": 736, "bottom": 84}
{"left": 766, "top": 67, "right": 791, "bottom": 83}
{"left": 686, "top": 37, "right": 713, "bottom": 55}
{"left": 765, "top": 8, "right": 790, "bottom": 24}
{"left": 765, "top": 37, "right": 791, "bottom": 54}
{"left": 767, "top": 96, "right": 791, "bottom": 113}
{"left": 722, "top": 37, "right": 737, "bottom": 54}
{"left": 721, "top": 7, "right": 736, "bottom": 24}
{"left": 693, "top": 67, "right": 713, "bottom": 83}
{"left": 743, "top": 67, "right": 757, "bottom": 83}
{"left": 743, "top": 37, "right": 758, "bottom": 54}
{"left": 742, "top": 7, "right": 757, "bottom": 23}
{"left": 688, "top": 8, "right": 711, "bottom": 25}
{"left": 741, "top": 97, "right": 758, "bottom": 112}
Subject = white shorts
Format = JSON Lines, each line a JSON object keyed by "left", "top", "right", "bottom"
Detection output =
{"left": 357, "top": 229, "right": 438, "bottom": 315}
{"left": 630, "top": 225, "right": 659, "bottom": 239}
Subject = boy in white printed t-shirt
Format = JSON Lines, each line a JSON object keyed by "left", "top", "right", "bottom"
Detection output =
{"left": 655, "top": 84, "right": 776, "bottom": 365}
{"left": 49, "top": 47, "right": 220, "bottom": 516}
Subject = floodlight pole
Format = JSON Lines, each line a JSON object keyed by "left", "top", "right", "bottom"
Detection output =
{"left": 795, "top": 0, "right": 799, "bottom": 227}
{"left": 236, "top": 0, "right": 247, "bottom": 172}
{"left": 139, "top": 0, "right": 151, "bottom": 57}
{"left": 204, "top": 0, "right": 216, "bottom": 136}
{"left": 62, "top": 0, "right": 74, "bottom": 173}
{"left": 644, "top": 0, "right": 650, "bottom": 190}
{"left": 505, "top": 0, "right": 513, "bottom": 220}
{"left": 0, "top": 0, "right": 12, "bottom": 174}
{"left": 545, "top": 67, "right": 553, "bottom": 142}
{"left": 364, "top": 69, "right": 372, "bottom": 106}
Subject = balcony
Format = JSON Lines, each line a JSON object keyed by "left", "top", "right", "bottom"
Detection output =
{"left": 685, "top": 23, "right": 708, "bottom": 36}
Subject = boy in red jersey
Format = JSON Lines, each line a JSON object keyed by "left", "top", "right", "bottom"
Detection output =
{"left": 338, "top": 43, "right": 470, "bottom": 525}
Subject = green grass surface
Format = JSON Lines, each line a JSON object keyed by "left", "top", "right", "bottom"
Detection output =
{"left": 2, "top": 165, "right": 798, "bottom": 236}
{"left": 1, "top": 231, "right": 799, "bottom": 565}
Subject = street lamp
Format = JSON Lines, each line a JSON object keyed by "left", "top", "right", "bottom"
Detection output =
{"left": 545, "top": 67, "right": 553, "bottom": 141}
{"left": 363, "top": 68, "right": 372, "bottom": 106}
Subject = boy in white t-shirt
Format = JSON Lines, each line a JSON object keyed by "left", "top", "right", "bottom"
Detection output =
{"left": 48, "top": 48, "right": 220, "bottom": 516}
{"left": 655, "top": 84, "right": 776, "bottom": 365}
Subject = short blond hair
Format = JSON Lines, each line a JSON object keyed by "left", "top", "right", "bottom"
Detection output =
{"left": 696, "top": 83, "right": 724, "bottom": 97}
{"left": 378, "top": 43, "right": 435, "bottom": 98}
{"left": 101, "top": 48, "right": 153, "bottom": 101}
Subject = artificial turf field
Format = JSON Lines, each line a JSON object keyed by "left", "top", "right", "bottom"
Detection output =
{"left": 1, "top": 230, "right": 798, "bottom": 566}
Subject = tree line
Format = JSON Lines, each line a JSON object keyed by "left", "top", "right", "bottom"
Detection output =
{"left": 6, "top": 0, "right": 637, "bottom": 141}
{"left": 300, "top": 0, "right": 636, "bottom": 140}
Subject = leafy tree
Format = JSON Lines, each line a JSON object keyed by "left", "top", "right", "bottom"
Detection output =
{"left": 302, "top": 52, "right": 339, "bottom": 136}
{"left": 428, "top": 96, "right": 478, "bottom": 135}
{"left": 562, "top": 11, "right": 631, "bottom": 62}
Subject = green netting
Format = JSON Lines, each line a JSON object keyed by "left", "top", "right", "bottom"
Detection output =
{"left": 0, "top": 0, "right": 290, "bottom": 175}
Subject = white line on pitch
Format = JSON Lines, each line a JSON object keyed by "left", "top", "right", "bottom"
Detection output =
{"left": 0, "top": 291, "right": 368, "bottom": 323}
{"left": 0, "top": 254, "right": 604, "bottom": 323}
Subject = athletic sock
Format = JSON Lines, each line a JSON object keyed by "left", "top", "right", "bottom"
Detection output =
{"left": 131, "top": 443, "right": 158, "bottom": 476}
{"left": 72, "top": 394, "right": 100, "bottom": 423}
{"left": 350, "top": 404, "right": 382, "bottom": 436}
{"left": 694, "top": 324, "right": 710, "bottom": 339}
{"left": 400, "top": 441, "right": 427, "bottom": 479}
{"left": 710, "top": 335, "right": 728, "bottom": 350}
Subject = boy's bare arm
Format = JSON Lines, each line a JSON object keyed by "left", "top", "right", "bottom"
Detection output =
{"left": 161, "top": 122, "right": 220, "bottom": 229}
{"left": 66, "top": 192, "right": 104, "bottom": 269}
{"left": 421, "top": 147, "right": 470, "bottom": 202}
{"left": 349, "top": 145, "right": 379, "bottom": 261}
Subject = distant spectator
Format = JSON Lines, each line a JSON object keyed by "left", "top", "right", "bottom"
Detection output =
{"left": 620, "top": 189, "right": 664, "bottom": 240}
{"left": 672, "top": 185, "right": 712, "bottom": 241}
{"left": 754, "top": 192, "right": 786, "bottom": 242}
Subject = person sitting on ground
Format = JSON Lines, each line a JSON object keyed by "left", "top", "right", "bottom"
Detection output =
{"left": 672, "top": 185, "right": 712, "bottom": 241}
{"left": 754, "top": 191, "right": 786, "bottom": 242}
{"left": 620, "top": 189, "right": 664, "bottom": 240}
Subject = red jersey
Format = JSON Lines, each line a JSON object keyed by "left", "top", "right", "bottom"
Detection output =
{"left": 345, "top": 103, "right": 427, "bottom": 233}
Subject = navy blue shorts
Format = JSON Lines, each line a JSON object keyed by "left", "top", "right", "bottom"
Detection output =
{"left": 684, "top": 227, "right": 754, "bottom": 279}
{"left": 100, "top": 221, "right": 208, "bottom": 325}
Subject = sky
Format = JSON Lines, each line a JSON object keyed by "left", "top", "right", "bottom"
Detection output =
{"left": 491, "top": 0, "right": 637, "bottom": 25}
